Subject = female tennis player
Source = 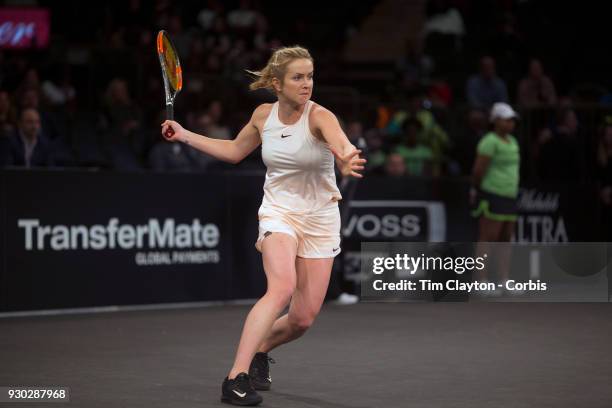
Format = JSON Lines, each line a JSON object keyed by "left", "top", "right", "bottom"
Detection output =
{"left": 161, "top": 46, "right": 365, "bottom": 406}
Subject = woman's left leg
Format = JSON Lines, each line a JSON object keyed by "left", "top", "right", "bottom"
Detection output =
{"left": 257, "top": 257, "right": 334, "bottom": 352}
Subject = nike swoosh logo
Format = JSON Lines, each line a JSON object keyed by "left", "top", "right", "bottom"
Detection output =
{"left": 232, "top": 390, "right": 247, "bottom": 398}
{"left": 267, "top": 376, "right": 272, "bottom": 382}
{"left": 333, "top": 247, "right": 339, "bottom": 252}
{"left": 281, "top": 134, "right": 292, "bottom": 138}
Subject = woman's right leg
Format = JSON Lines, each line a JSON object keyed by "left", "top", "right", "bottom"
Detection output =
{"left": 257, "top": 257, "right": 334, "bottom": 353}
{"left": 227, "top": 232, "right": 297, "bottom": 379}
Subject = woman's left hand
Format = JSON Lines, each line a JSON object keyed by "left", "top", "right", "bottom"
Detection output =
{"left": 330, "top": 146, "right": 367, "bottom": 178}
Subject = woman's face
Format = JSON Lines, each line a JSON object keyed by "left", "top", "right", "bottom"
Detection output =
{"left": 495, "top": 118, "right": 516, "bottom": 134}
{"left": 276, "top": 58, "right": 313, "bottom": 105}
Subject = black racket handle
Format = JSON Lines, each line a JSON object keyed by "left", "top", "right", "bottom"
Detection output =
{"left": 165, "top": 104, "right": 175, "bottom": 138}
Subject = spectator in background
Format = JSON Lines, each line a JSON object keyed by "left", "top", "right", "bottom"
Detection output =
{"left": 466, "top": 56, "right": 509, "bottom": 110}
{"left": 394, "top": 118, "right": 433, "bottom": 176}
{"left": 386, "top": 92, "right": 449, "bottom": 176}
{"left": 537, "top": 108, "right": 586, "bottom": 181}
{"left": 17, "top": 87, "right": 60, "bottom": 141}
{"left": 384, "top": 152, "right": 407, "bottom": 177}
{"left": 16, "top": 83, "right": 72, "bottom": 164}
{"left": 517, "top": 59, "right": 557, "bottom": 108}
{"left": 8, "top": 108, "right": 54, "bottom": 168}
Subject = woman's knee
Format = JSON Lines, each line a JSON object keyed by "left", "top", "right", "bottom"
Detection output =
{"left": 288, "top": 310, "right": 317, "bottom": 334}
{"left": 265, "top": 284, "right": 295, "bottom": 308}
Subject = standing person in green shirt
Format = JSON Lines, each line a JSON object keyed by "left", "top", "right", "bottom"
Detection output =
{"left": 470, "top": 102, "right": 520, "bottom": 295}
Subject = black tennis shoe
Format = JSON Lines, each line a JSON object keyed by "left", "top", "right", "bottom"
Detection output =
{"left": 221, "top": 372, "right": 262, "bottom": 406}
{"left": 249, "top": 352, "right": 275, "bottom": 391}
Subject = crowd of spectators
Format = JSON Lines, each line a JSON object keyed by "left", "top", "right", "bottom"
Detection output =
{"left": 1, "top": 0, "right": 611, "bottom": 218}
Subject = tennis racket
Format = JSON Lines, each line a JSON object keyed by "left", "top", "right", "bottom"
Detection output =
{"left": 156, "top": 30, "right": 183, "bottom": 138}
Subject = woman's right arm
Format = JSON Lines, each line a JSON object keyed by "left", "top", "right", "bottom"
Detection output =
{"left": 469, "top": 154, "right": 491, "bottom": 204}
{"left": 471, "top": 154, "right": 491, "bottom": 189}
{"left": 160, "top": 104, "right": 269, "bottom": 164}
{"left": 470, "top": 134, "right": 496, "bottom": 203}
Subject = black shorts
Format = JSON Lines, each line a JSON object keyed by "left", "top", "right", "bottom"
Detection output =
{"left": 471, "top": 189, "right": 518, "bottom": 222}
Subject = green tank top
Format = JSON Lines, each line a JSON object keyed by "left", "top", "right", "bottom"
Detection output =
{"left": 476, "top": 132, "right": 520, "bottom": 198}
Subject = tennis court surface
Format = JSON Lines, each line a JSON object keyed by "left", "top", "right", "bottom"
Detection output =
{"left": 1, "top": 302, "right": 611, "bottom": 408}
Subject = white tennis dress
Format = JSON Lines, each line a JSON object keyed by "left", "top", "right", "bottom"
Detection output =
{"left": 255, "top": 100, "right": 343, "bottom": 258}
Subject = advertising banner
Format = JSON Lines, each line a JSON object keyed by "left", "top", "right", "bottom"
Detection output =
{"left": 0, "top": 171, "right": 604, "bottom": 311}
{"left": 0, "top": 170, "right": 265, "bottom": 312}
{"left": 0, "top": 8, "right": 50, "bottom": 49}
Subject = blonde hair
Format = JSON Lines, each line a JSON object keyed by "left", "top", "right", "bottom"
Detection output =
{"left": 247, "top": 46, "right": 313, "bottom": 92}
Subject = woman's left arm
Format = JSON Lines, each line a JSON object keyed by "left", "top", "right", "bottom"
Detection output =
{"left": 311, "top": 107, "right": 366, "bottom": 178}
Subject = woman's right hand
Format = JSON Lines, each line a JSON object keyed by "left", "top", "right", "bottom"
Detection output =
{"left": 161, "top": 120, "right": 186, "bottom": 142}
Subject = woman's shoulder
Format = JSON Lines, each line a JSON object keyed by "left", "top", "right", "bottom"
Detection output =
{"left": 489, "top": 132, "right": 520, "bottom": 148}
{"left": 246, "top": 103, "right": 275, "bottom": 134}
{"left": 250, "top": 103, "right": 275, "bottom": 126}
{"left": 309, "top": 101, "right": 331, "bottom": 114}
{"left": 476, "top": 132, "right": 499, "bottom": 152}
{"left": 481, "top": 131, "right": 498, "bottom": 142}
{"left": 308, "top": 101, "right": 337, "bottom": 124}
{"left": 253, "top": 103, "right": 275, "bottom": 118}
